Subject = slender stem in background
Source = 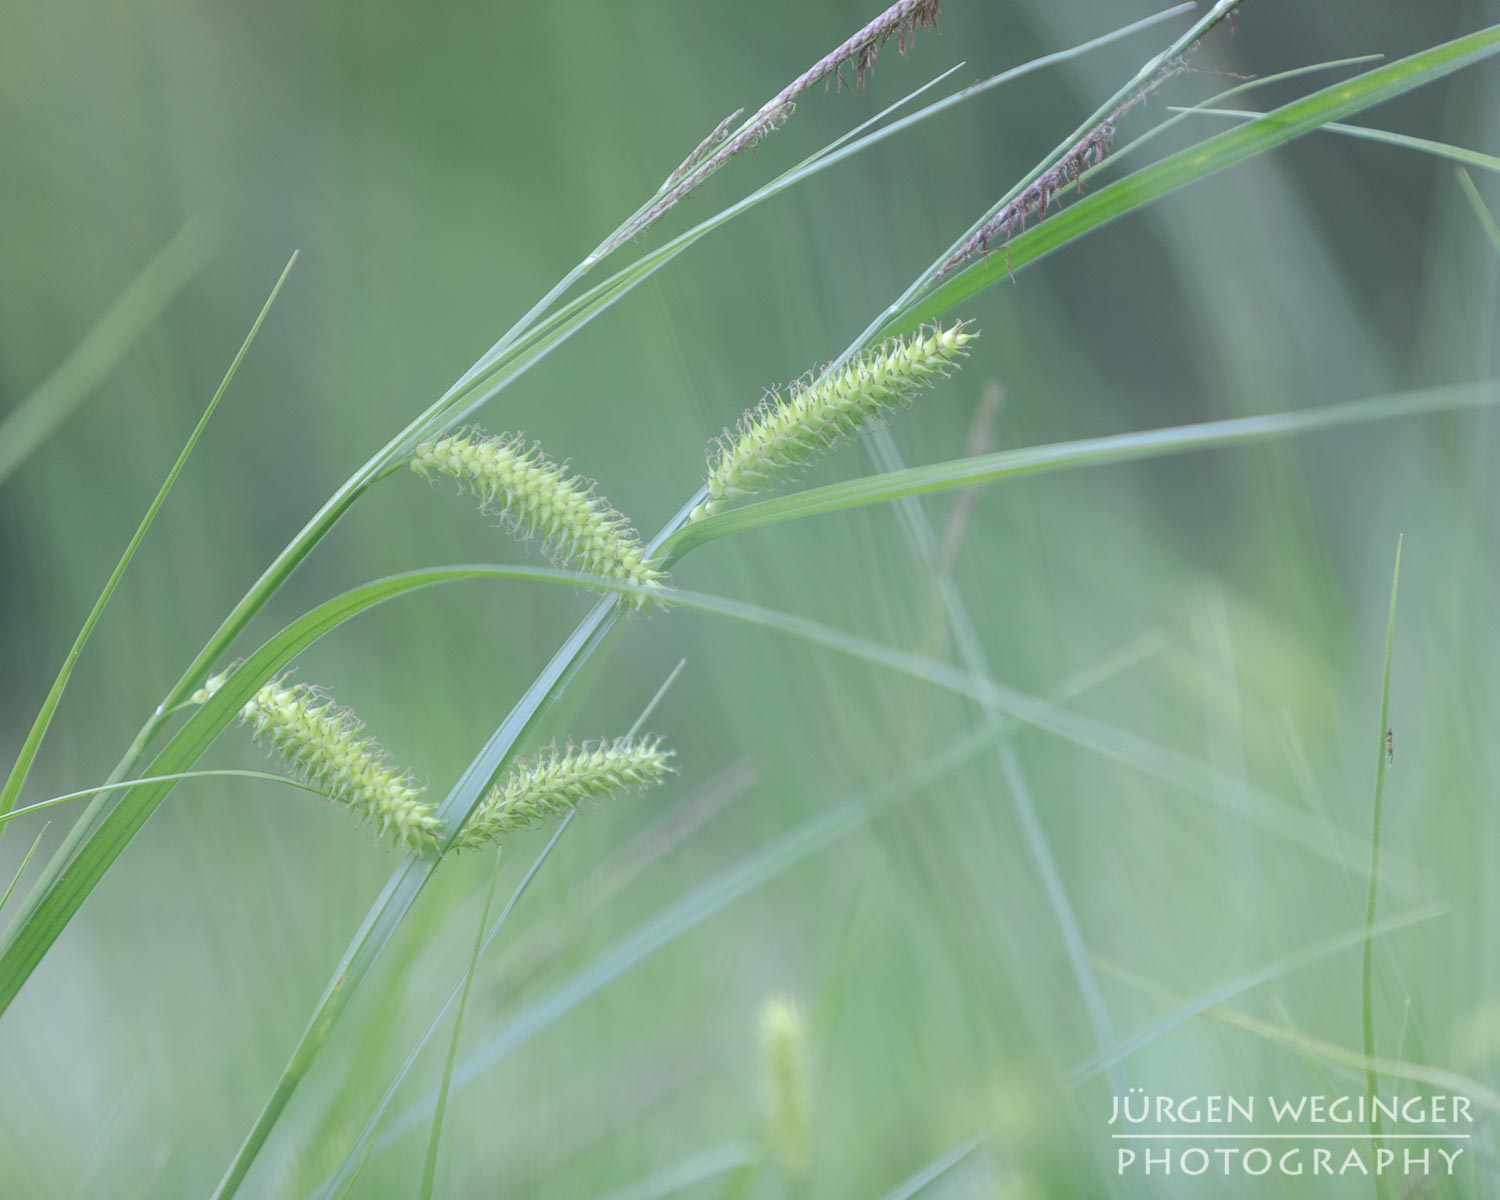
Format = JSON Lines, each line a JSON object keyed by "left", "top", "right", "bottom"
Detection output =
{"left": 417, "top": 844, "right": 503, "bottom": 1200}
{"left": 0, "top": 218, "right": 214, "bottom": 488}
{"left": 1362, "top": 535, "right": 1402, "bottom": 1182}
{"left": 1457, "top": 167, "right": 1500, "bottom": 254}
{"left": 0, "top": 829, "right": 47, "bottom": 917}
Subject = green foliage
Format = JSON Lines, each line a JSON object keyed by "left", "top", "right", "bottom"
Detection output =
{"left": 2, "top": 3, "right": 1499, "bottom": 1197}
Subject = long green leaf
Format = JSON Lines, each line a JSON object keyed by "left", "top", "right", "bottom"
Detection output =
{"left": 0, "top": 252, "right": 297, "bottom": 855}
{"left": 664, "top": 382, "right": 1500, "bottom": 559}
{"left": 884, "top": 25, "right": 1500, "bottom": 336}
{"left": 1178, "top": 105, "right": 1500, "bottom": 173}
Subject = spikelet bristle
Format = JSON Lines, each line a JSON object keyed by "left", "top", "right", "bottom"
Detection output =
{"left": 691, "top": 320, "right": 974, "bottom": 522}
{"left": 199, "top": 671, "right": 440, "bottom": 855}
{"left": 454, "top": 735, "right": 674, "bottom": 851}
{"left": 411, "top": 429, "right": 666, "bottom": 608}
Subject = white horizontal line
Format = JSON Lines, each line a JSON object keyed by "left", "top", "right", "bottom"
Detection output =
{"left": 1111, "top": 1134, "right": 1470, "bottom": 1141}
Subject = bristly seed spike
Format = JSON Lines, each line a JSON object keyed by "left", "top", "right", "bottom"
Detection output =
{"left": 454, "top": 736, "right": 675, "bottom": 850}
{"left": 410, "top": 429, "right": 667, "bottom": 608}
{"left": 197, "top": 671, "right": 441, "bottom": 855}
{"left": 691, "top": 319, "right": 975, "bottom": 522}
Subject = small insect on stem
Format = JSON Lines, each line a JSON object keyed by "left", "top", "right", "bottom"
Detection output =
{"left": 1385, "top": 728, "right": 1394, "bottom": 768}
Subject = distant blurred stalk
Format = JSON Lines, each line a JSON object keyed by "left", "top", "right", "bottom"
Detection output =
{"left": 0, "top": 218, "right": 212, "bottom": 487}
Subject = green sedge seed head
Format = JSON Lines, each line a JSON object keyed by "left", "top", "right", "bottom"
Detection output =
{"left": 411, "top": 428, "right": 667, "bottom": 608}
{"left": 692, "top": 319, "right": 975, "bottom": 522}
{"left": 191, "top": 667, "right": 235, "bottom": 706}
{"left": 454, "top": 735, "right": 674, "bottom": 851}
{"left": 241, "top": 676, "right": 441, "bottom": 855}
{"left": 759, "top": 994, "right": 813, "bottom": 1178}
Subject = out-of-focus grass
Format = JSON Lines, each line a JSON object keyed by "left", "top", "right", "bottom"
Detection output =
{"left": 1, "top": 1, "right": 1498, "bottom": 1196}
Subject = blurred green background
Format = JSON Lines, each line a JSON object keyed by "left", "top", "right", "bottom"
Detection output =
{"left": 3, "top": 0, "right": 1499, "bottom": 1195}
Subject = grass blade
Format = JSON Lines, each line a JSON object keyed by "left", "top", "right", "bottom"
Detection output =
{"left": 211, "top": 588, "right": 627, "bottom": 1199}
{"left": 4, "top": 505, "right": 1437, "bottom": 1033}
{"left": 0, "top": 770, "right": 329, "bottom": 827}
{"left": 417, "top": 845, "right": 502, "bottom": 1200}
{"left": 335, "top": 663, "right": 685, "bottom": 1198}
{"left": 664, "top": 383, "right": 1500, "bottom": 558}
{"left": 378, "top": 727, "right": 1001, "bottom": 1149}
{"left": 317, "top": 643, "right": 1142, "bottom": 1187}
{"left": 878, "top": 1131, "right": 989, "bottom": 1200}
{"left": 1363, "top": 536, "right": 1403, "bottom": 1164}
{"left": 1072, "top": 904, "right": 1442, "bottom": 1085}
{"left": 884, "top": 25, "right": 1500, "bottom": 335}
{"left": 0, "top": 218, "right": 212, "bottom": 487}
{"left": 0, "top": 251, "right": 297, "bottom": 855}
{"left": 0, "top": 827, "right": 48, "bottom": 917}
{"left": 1457, "top": 168, "right": 1500, "bottom": 255}
{"left": 0, "top": 562, "right": 616, "bottom": 1019}
{"left": 1175, "top": 106, "right": 1500, "bottom": 174}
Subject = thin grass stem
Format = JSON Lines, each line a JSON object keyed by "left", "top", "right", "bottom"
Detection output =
{"left": 1362, "top": 536, "right": 1403, "bottom": 1178}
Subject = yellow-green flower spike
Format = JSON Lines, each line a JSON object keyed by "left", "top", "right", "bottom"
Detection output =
{"left": 201, "top": 672, "right": 441, "bottom": 855}
{"left": 411, "top": 429, "right": 665, "bottom": 605}
{"left": 454, "top": 736, "right": 673, "bottom": 851}
{"left": 759, "top": 994, "right": 813, "bottom": 1178}
{"left": 692, "top": 319, "right": 975, "bottom": 522}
